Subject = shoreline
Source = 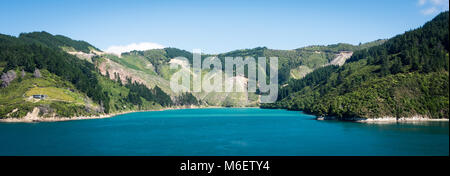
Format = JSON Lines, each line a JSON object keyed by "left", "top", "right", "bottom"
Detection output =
{"left": 262, "top": 107, "right": 449, "bottom": 123}
{"left": 0, "top": 105, "right": 227, "bottom": 123}
{"left": 2, "top": 106, "right": 447, "bottom": 123}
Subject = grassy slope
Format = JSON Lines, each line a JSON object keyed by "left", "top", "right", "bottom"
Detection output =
{"left": 95, "top": 41, "right": 383, "bottom": 107}
{"left": 278, "top": 40, "right": 386, "bottom": 80}
{"left": 0, "top": 69, "right": 99, "bottom": 118}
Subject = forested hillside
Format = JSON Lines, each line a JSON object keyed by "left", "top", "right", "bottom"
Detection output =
{"left": 18, "top": 31, "right": 100, "bottom": 53}
{"left": 262, "top": 12, "right": 449, "bottom": 120}
{"left": 94, "top": 39, "right": 382, "bottom": 107}
{"left": 0, "top": 33, "right": 188, "bottom": 119}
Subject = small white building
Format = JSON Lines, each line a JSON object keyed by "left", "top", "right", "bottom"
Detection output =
{"left": 32, "top": 94, "right": 48, "bottom": 99}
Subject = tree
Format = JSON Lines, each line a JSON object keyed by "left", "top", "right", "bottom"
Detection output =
{"left": 390, "top": 57, "right": 402, "bottom": 74}
{"left": 380, "top": 56, "right": 390, "bottom": 76}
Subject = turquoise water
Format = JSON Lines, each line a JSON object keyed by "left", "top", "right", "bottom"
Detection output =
{"left": 0, "top": 108, "right": 448, "bottom": 156}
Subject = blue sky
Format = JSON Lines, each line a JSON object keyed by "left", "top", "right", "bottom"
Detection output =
{"left": 0, "top": 0, "right": 448, "bottom": 54}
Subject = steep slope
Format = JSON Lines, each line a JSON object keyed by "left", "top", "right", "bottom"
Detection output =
{"left": 94, "top": 48, "right": 259, "bottom": 107}
{"left": 262, "top": 12, "right": 449, "bottom": 120}
{"left": 94, "top": 42, "right": 383, "bottom": 107}
{"left": 0, "top": 33, "right": 179, "bottom": 120}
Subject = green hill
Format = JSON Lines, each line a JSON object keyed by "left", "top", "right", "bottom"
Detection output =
{"left": 94, "top": 41, "right": 381, "bottom": 107}
{"left": 0, "top": 32, "right": 179, "bottom": 119}
{"left": 262, "top": 12, "right": 449, "bottom": 120}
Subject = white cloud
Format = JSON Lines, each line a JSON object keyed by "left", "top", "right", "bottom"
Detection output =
{"left": 418, "top": 0, "right": 427, "bottom": 5}
{"left": 418, "top": 0, "right": 449, "bottom": 15}
{"left": 105, "top": 42, "right": 165, "bottom": 56}
{"left": 430, "top": 0, "right": 448, "bottom": 5}
{"left": 421, "top": 7, "right": 438, "bottom": 15}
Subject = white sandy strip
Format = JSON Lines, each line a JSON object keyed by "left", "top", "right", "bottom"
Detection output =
{"left": 316, "top": 115, "right": 448, "bottom": 123}
{"left": 356, "top": 116, "right": 449, "bottom": 123}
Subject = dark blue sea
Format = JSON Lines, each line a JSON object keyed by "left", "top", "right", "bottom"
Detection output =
{"left": 0, "top": 108, "right": 448, "bottom": 156}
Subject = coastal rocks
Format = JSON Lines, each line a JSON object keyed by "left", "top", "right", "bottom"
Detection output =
{"left": 5, "top": 108, "right": 18, "bottom": 117}
{"left": 316, "top": 116, "right": 337, "bottom": 120}
{"left": 356, "top": 115, "right": 449, "bottom": 123}
{"left": 22, "top": 107, "right": 41, "bottom": 122}
{"left": 315, "top": 114, "right": 449, "bottom": 123}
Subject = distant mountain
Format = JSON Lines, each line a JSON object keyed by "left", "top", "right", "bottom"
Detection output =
{"left": 262, "top": 12, "right": 449, "bottom": 120}
{"left": 95, "top": 40, "right": 383, "bottom": 107}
